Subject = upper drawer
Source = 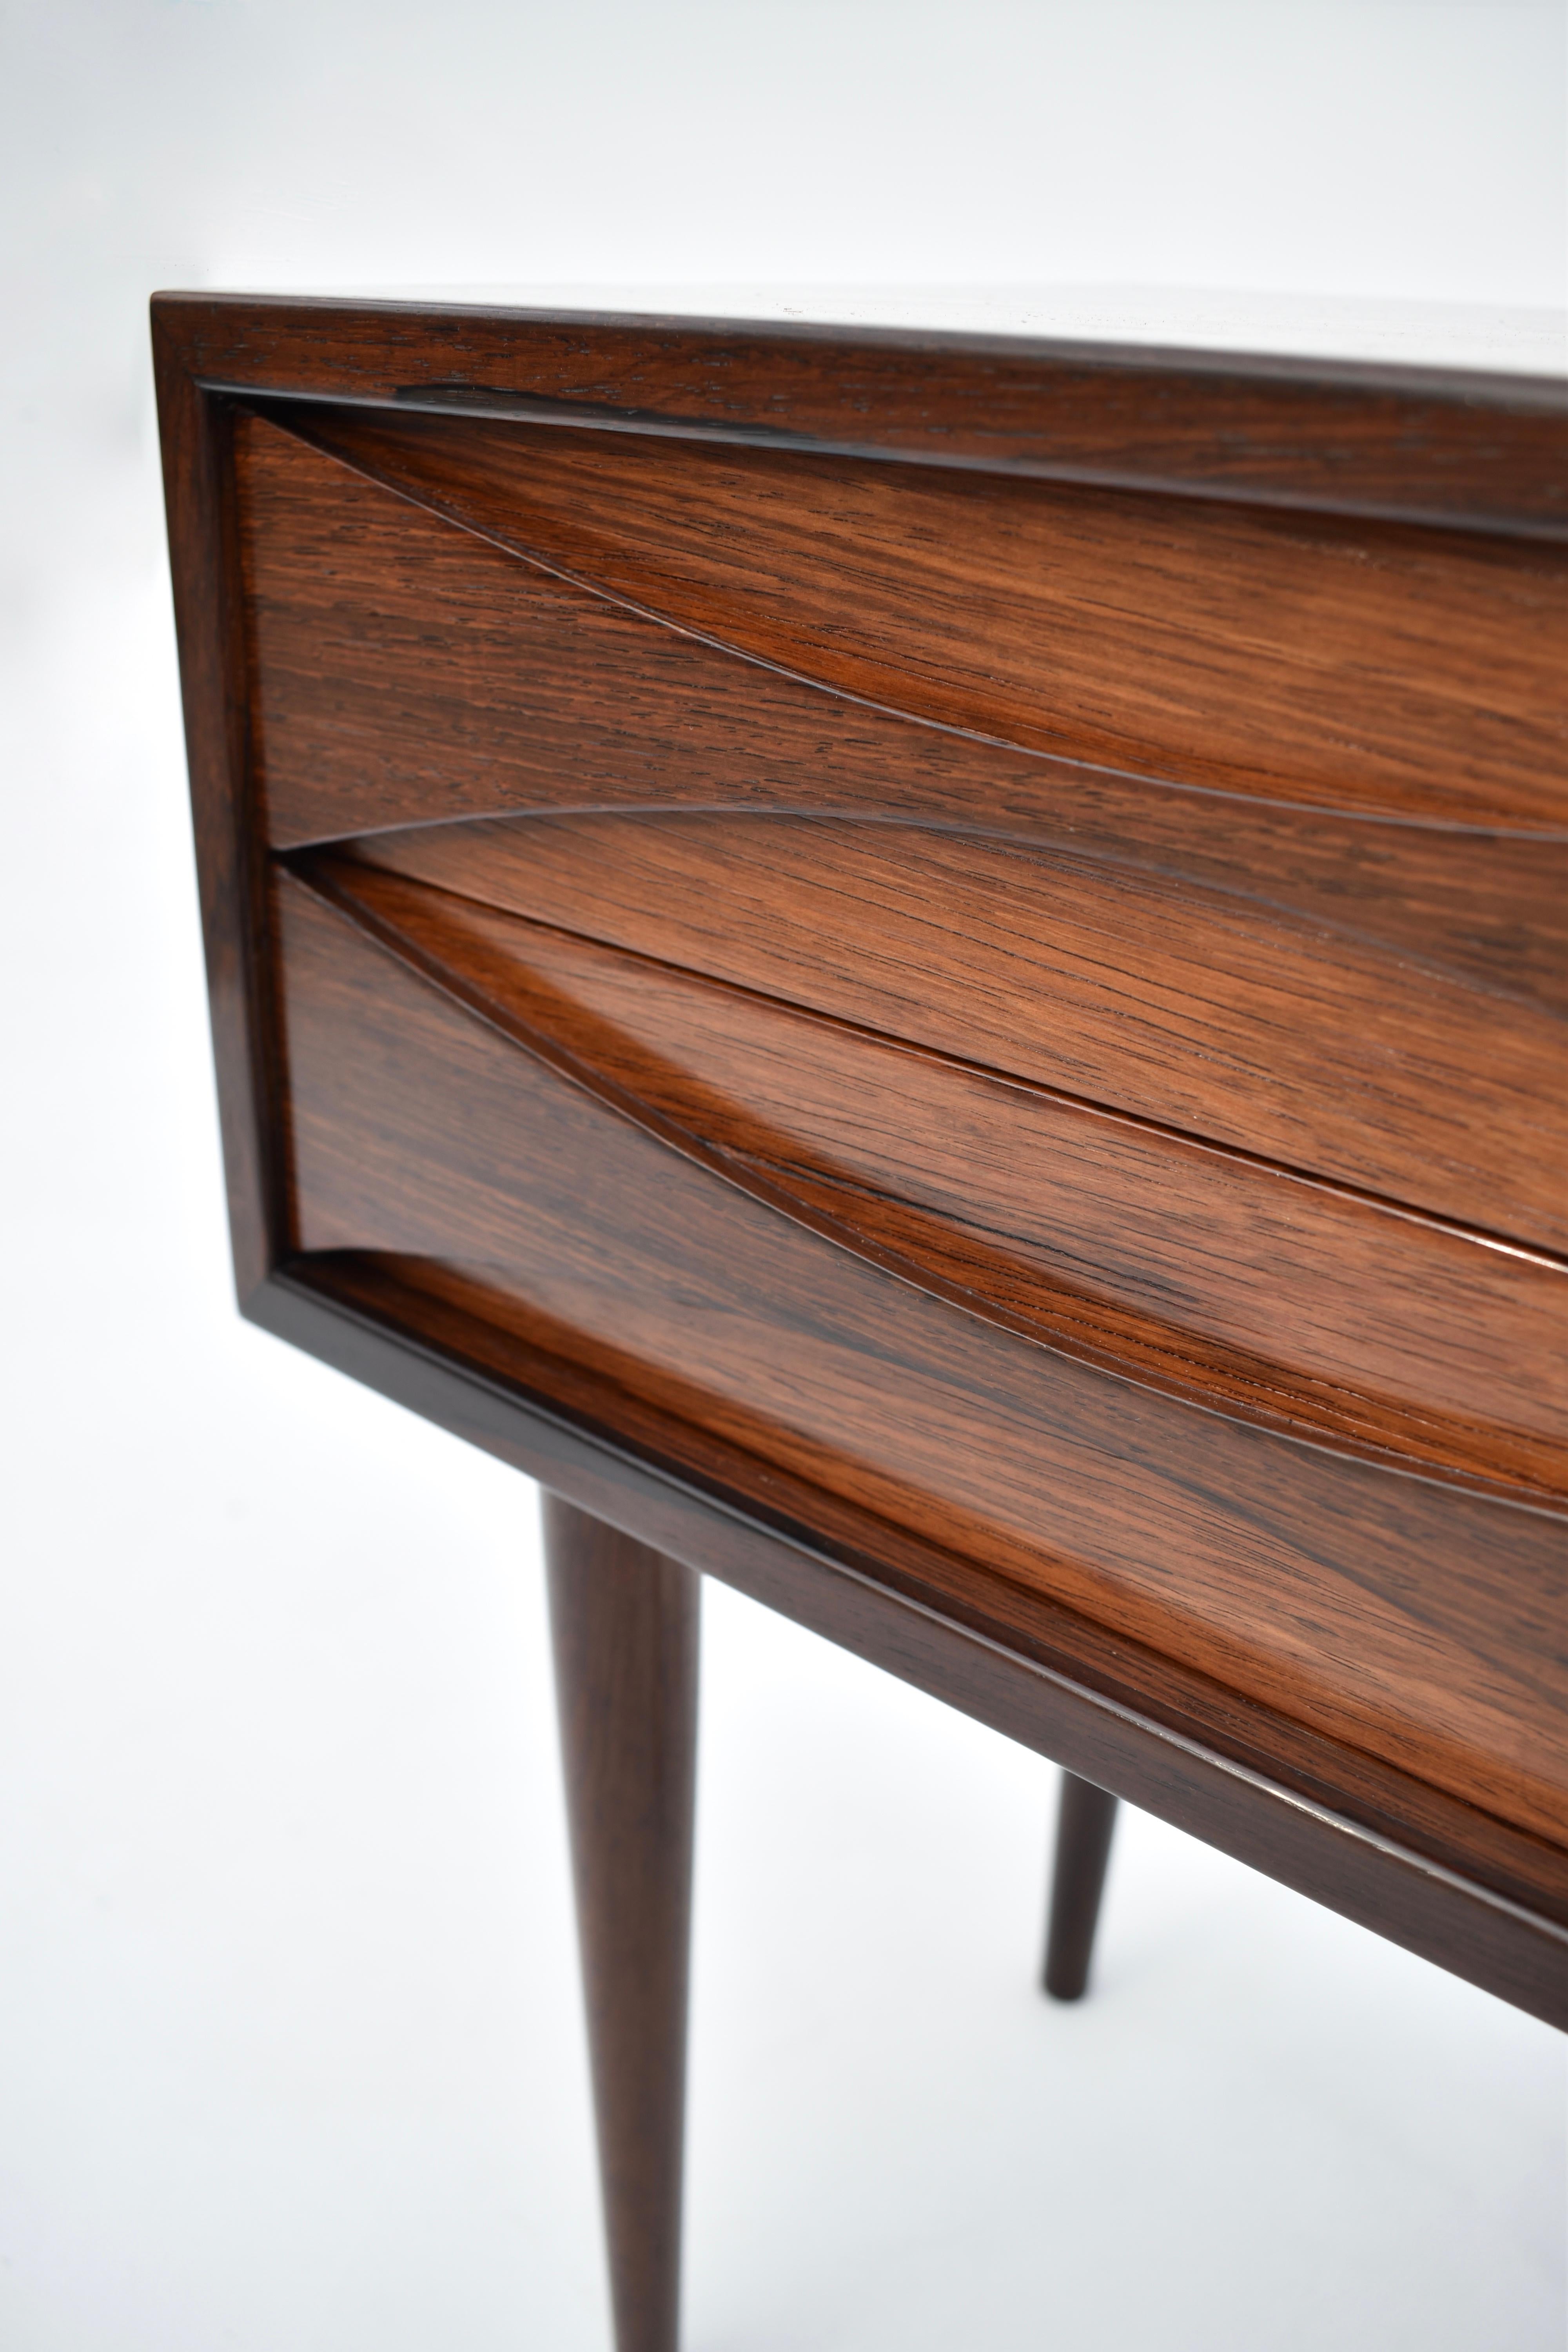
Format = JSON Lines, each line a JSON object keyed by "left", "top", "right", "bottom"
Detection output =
{"left": 252, "top": 401, "right": 1568, "bottom": 831}
{"left": 235, "top": 408, "right": 1568, "bottom": 1248}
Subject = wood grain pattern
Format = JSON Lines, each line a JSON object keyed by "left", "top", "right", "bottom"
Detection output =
{"left": 154, "top": 292, "right": 1568, "bottom": 538}
{"left": 280, "top": 400, "right": 1568, "bottom": 829}
{"left": 347, "top": 811, "right": 1568, "bottom": 1255}
{"left": 304, "top": 848, "right": 1568, "bottom": 1497}
{"left": 272, "top": 869, "right": 1568, "bottom": 1844}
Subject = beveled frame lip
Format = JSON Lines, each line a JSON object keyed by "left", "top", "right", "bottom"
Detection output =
{"left": 152, "top": 283, "right": 1568, "bottom": 397}
{"left": 153, "top": 289, "right": 1568, "bottom": 537}
{"left": 152, "top": 291, "right": 1568, "bottom": 2032}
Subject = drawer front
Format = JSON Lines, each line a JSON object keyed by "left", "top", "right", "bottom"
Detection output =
{"left": 299, "top": 847, "right": 1568, "bottom": 1497}
{"left": 236, "top": 399, "right": 1568, "bottom": 1846}
{"left": 267, "top": 402, "right": 1568, "bottom": 829}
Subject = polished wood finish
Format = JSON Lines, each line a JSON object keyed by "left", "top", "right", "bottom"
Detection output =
{"left": 154, "top": 292, "right": 1568, "bottom": 2352}
{"left": 544, "top": 1496, "right": 698, "bottom": 2352}
{"left": 1044, "top": 1776, "right": 1120, "bottom": 2002}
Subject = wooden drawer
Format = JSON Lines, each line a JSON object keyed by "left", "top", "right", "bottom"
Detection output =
{"left": 274, "top": 862, "right": 1565, "bottom": 1844}
{"left": 154, "top": 296, "right": 1568, "bottom": 2019}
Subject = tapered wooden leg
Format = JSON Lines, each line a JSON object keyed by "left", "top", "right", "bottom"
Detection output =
{"left": 544, "top": 1494, "right": 699, "bottom": 2352}
{"left": 1042, "top": 1771, "right": 1119, "bottom": 2001}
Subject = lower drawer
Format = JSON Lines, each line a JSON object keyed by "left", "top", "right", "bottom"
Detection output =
{"left": 274, "top": 867, "right": 1568, "bottom": 1846}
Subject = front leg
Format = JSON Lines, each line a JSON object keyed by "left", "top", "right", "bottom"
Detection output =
{"left": 544, "top": 1494, "right": 700, "bottom": 2352}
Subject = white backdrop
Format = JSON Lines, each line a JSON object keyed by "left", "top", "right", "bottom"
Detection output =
{"left": 2, "top": 4, "right": 1565, "bottom": 2346}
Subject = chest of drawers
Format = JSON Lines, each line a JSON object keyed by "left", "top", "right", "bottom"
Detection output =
{"left": 154, "top": 293, "right": 1566, "bottom": 2348}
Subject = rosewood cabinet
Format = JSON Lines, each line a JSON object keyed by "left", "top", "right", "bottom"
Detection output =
{"left": 154, "top": 293, "right": 1566, "bottom": 2349}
